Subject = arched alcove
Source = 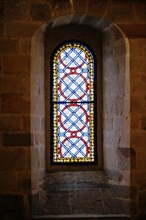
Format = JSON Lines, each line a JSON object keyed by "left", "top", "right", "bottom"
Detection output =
{"left": 31, "top": 14, "right": 130, "bottom": 218}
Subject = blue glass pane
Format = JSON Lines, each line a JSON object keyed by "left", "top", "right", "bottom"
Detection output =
{"left": 52, "top": 43, "right": 95, "bottom": 163}
{"left": 57, "top": 47, "right": 90, "bottom": 102}
{"left": 57, "top": 103, "right": 90, "bottom": 158}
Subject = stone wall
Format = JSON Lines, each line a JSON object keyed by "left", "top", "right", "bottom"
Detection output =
{"left": 0, "top": 0, "right": 145, "bottom": 219}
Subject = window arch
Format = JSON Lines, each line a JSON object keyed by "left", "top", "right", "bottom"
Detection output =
{"left": 51, "top": 42, "right": 95, "bottom": 164}
{"left": 45, "top": 25, "right": 102, "bottom": 171}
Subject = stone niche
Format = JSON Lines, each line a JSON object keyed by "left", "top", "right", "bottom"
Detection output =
{"left": 31, "top": 14, "right": 130, "bottom": 218}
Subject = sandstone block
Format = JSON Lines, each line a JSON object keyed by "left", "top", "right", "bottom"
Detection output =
{"left": 0, "top": 40, "right": 19, "bottom": 55}
{"left": 0, "top": 23, "right": 4, "bottom": 38}
{"left": 0, "top": 56, "right": 2, "bottom": 74}
{"left": 17, "top": 172, "right": 31, "bottom": 193}
{"left": 1, "top": 93, "right": 30, "bottom": 114}
{"left": 119, "top": 24, "right": 146, "bottom": 38}
{"left": 0, "top": 172, "right": 17, "bottom": 193}
{"left": 0, "top": 194, "right": 25, "bottom": 219}
{"left": 117, "top": 148, "right": 131, "bottom": 171}
{"left": 0, "top": 115, "right": 21, "bottom": 132}
{"left": 22, "top": 115, "right": 30, "bottom": 131}
{"left": 131, "top": 75, "right": 146, "bottom": 92}
{"left": 6, "top": 23, "right": 39, "bottom": 38}
{"left": 131, "top": 114, "right": 140, "bottom": 130}
{"left": 139, "top": 191, "right": 146, "bottom": 210}
{"left": 105, "top": 0, "right": 135, "bottom": 24}
{"left": 133, "top": 0, "right": 146, "bottom": 23}
{"left": 135, "top": 147, "right": 146, "bottom": 169}
{"left": 130, "top": 39, "right": 146, "bottom": 58}
{"left": 87, "top": 0, "right": 108, "bottom": 17}
{"left": 53, "top": 0, "right": 72, "bottom": 16}
{"left": 30, "top": 3, "right": 51, "bottom": 21}
{"left": 0, "top": 75, "right": 30, "bottom": 93}
{"left": 131, "top": 92, "right": 146, "bottom": 113}
{"left": 130, "top": 57, "right": 146, "bottom": 78}
{"left": 0, "top": 147, "right": 27, "bottom": 170}
{"left": 131, "top": 131, "right": 146, "bottom": 148}
{"left": 1, "top": 0, "right": 29, "bottom": 22}
{"left": 131, "top": 170, "right": 146, "bottom": 186}
{"left": 73, "top": 0, "right": 87, "bottom": 13}
{"left": 3, "top": 55, "right": 30, "bottom": 74}
{"left": 2, "top": 132, "right": 31, "bottom": 146}
{"left": 141, "top": 117, "right": 146, "bottom": 130}
{"left": 19, "top": 39, "right": 31, "bottom": 55}
{"left": 31, "top": 116, "right": 41, "bottom": 132}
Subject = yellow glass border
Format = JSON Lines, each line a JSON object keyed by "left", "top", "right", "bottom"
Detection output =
{"left": 52, "top": 43, "right": 94, "bottom": 163}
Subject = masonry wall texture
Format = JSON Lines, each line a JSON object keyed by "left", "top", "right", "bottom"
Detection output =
{"left": 0, "top": 0, "right": 146, "bottom": 220}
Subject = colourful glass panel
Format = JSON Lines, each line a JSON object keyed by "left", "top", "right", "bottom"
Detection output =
{"left": 52, "top": 43, "right": 95, "bottom": 163}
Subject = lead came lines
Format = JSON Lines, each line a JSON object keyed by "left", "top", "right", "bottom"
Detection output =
{"left": 53, "top": 43, "right": 95, "bottom": 163}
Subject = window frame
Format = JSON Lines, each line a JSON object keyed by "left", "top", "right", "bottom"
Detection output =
{"left": 45, "top": 25, "right": 103, "bottom": 171}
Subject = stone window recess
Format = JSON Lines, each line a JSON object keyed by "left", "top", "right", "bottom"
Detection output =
{"left": 45, "top": 25, "right": 103, "bottom": 170}
{"left": 31, "top": 15, "right": 130, "bottom": 217}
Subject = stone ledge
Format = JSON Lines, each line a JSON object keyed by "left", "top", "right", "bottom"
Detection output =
{"left": 32, "top": 214, "right": 131, "bottom": 219}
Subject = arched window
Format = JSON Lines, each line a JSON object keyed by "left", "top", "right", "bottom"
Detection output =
{"left": 52, "top": 42, "right": 95, "bottom": 164}
{"left": 45, "top": 25, "right": 102, "bottom": 171}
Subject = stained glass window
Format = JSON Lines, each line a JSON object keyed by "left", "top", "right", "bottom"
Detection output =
{"left": 52, "top": 42, "right": 95, "bottom": 163}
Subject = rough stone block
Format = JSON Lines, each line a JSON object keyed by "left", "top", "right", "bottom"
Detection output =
{"left": 130, "top": 39, "right": 146, "bottom": 58}
{"left": 0, "top": 75, "right": 30, "bottom": 93}
{"left": 2, "top": 132, "right": 31, "bottom": 146}
{"left": 139, "top": 191, "right": 146, "bottom": 210}
{"left": 131, "top": 114, "right": 140, "bottom": 130}
{"left": 135, "top": 147, "right": 146, "bottom": 169}
{"left": 117, "top": 148, "right": 130, "bottom": 171}
{"left": 1, "top": 0, "right": 29, "bottom": 22}
{"left": 0, "top": 194, "right": 25, "bottom": 220}
{"left": 19, "top": 39, "right": 31, "bottom": 55}
{"left": 3, "top": 55, "right": 30, "bottom": 74}
{"left": 119, "top": 24, "right": 146, "bottom": 38}
{"left": 0, "top": 115, "right": 21, "bottom": 132}
{"left": 6, "top": 23, "right": 38, "bottom": 38}
{"left": 73, "top": 0, "right": 88, "bottom": 13}
{"left": 131, "top": 131, "right": 146, "bottom": 148}
{"left": 104, "top": 147, "right": 117, "bottom": 169}
{"left": 0, "top": 172, "right": 17, "bottom": 193}
{"left": 110, "top": 185, "right": 130, "bottom": 199}
{"left": 131, "top": 75, "right": 146, "bottom": 92}
{"left": 31, "top": 116, "right": 41, "bottom": 132}
{"left": 31, "top": 95, "right": 44, "bottom": 116}
{"left": 31, "top": 193, "right": 39, "bottom": 217}
{"left": 137, "top": 214, "right": 146, "bottom": 220}
{"left": 131, "top": 170, "right": 146, "bottom": 186}
{"left": 130, "top": 56, "right": 146, "bottom": 78}
{"left": 87, "top": 0, "right": 108, "bottom": 17}
{"left": 1, "top": 93, "right": 30, "bottom": 114}
{"left": 141, "top": 117, "right": 146, "bottom": 130}
{"left": 133, "top": 0, "right": 146, "bottom": 23}
{"left": 0, "top": 23, "right": 4, "bottom": 38}
{"left": 131, "top": 92, "right": 146, "bottom": 113}
{"left": 0, "top": 56, "right": 2, "bottom": 74}
{"left": 0, "top": 40, "right": 19, "bottom": 55}
{"left": 106, "top": 0, "right": 135, "bottom": 24}
{"left": 53, "top": 0, "right": 72, "bottom": 16}
{"left": 30, "top": 3, "right": 51, "bottom": 21}
{"left": 0, "top": 147, "right": 27, "bottom": 170}
{"left": 71, "top": 190, "right": 103, "bottom": 214}
{"left": 104, "top": 169, "right": 123, "bottom": 182}
{"left": 17, "top": 172, "right": 31, "bottom": 193}
{"left": 22, "top": 115, "right": 30, "bottom": 131}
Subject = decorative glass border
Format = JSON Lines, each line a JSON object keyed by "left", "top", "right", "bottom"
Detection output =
{"left": 52, "top": 42, "right": 95, "bottom": 163}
